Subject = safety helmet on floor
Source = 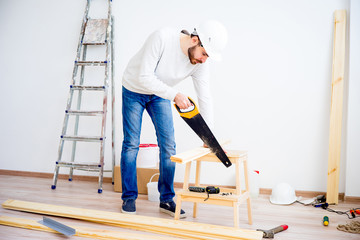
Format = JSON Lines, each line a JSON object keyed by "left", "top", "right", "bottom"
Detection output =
{"left": 270, "top": 182, "right": 297, "bottom": 205}
{"left": 193, "top": 20, "right": 228, "bottom": 61}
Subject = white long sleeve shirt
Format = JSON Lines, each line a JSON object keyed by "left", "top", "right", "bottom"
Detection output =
{"left": 122, "top": 27, "right": 214, "bottom": 127}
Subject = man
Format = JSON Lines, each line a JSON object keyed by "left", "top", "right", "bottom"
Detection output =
{"left": 120, "top": 20, "right": 228, "bottom": 217}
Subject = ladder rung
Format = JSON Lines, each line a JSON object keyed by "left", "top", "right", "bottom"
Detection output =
{"left": 82, "top": 41, "right": 107, "bottom": 46}
{"left": 55, "top": 161, "right": 102, "bottom": 169}
{"left": 70, "top": 85, "right": 106, "bottom": 91}
{"left": 61, "top": 135, "right": 104, "bottom": 142}
{"left": 75, "top": 168, "right": 112, "bottom": 172}
{"left": 75, "top": 61, "right": 107, "bottom": 66}
{"left": 65, "top": 110, "right": 104, "bottom": 116}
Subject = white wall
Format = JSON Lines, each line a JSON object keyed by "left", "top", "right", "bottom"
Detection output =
{"left": 345, "top": 0, "right": 360, "bottom": 197}
{"left": 0, "top": 0, "right": 358, "bottom": 196}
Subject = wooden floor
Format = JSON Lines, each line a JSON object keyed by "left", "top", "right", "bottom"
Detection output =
{"left": 0, "top": 174, "right": 359, "bottom": 240}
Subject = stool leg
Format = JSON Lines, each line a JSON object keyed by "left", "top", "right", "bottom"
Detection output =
{"left": 174, "top": 195, "right": 182, "bottom": 220}
{"left": 233, "top": 203, "right": 239, "bottom": 228}
{"left": 183, "top": 162, "right": 191, "bottom": 190}
{"left": 235, "top": 159, "right": 241, "bottom": 195}
{"left": 243, "top": 157, "right": 253, "bottom": 225}
{"left": 247, "top": 197, "right": 253, "bottom": 225}
{"left": 193, "top": 203, "right": 198, "bottom": 218}
{"left": 193, "top": 161, "right": 202, "bottom": 218}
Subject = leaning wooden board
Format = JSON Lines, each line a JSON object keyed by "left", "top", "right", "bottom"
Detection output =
{"left": 326, "top": 10, "right": 347, "bottom": 205}
{"left": 2, "top": 199, "right": 263, "bottom": 240}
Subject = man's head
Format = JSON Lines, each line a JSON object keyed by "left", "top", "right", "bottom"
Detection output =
{"left": 187, "top": 35, "right": 209, "bottom": 65}
{"left": 191, "top": 20, "right": 228, "bottom": 62}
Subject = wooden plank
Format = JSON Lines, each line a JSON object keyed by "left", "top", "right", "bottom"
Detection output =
{"left": 171, "top": 140, "right": 231, "bottom": 164}
{"left": 0, "top": 215, "right": 179, "bottom": 240}
{"left": 326, "top": 10, "right": 347, "bottom": 204}
{"left": 171, "top": 147, "right": 214, "bottom": 163}
{"left": 2, "top": 199, "right": 263, "bottom": 240}
{"left": 196, "top": 150, "right": 247, "bottom": 163}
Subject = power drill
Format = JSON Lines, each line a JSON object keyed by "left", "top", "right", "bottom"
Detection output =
{"left": 189, "top": 186, "right": 220, "bottom": 201}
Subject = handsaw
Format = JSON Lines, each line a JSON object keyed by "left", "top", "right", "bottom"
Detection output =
{"left": 174, "top": 98, "right": 232, "bottom": 168}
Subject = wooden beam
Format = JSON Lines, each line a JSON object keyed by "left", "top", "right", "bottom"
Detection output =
{"left": 0, "top": 215, "right": 179, "bottom": 240}
{"left": 327, "top": 10, "right": 347, "bottom": 204}
{"left": 2, "top": 199, "right": 263, "bottom": 240}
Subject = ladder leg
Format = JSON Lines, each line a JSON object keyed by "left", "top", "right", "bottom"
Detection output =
{"left": 97, "top": 12, "right": 112, "bottom": 193}
{"left": 51, "top": 164, "right": 60, "bottom": 190}
{"left": 98, "top": 101, "right": 107, "bottom": 193}
{"left": 98, "top": 161, "right": 104, "bottom": 193}
{"left": 110, "top": 16, "right": 116, "bottom": 185}
{"left": 52, "top": 110, "right": 71, "bottom": 189}
{"left": 69, "top": 46, "right": 87, "bottom": 181}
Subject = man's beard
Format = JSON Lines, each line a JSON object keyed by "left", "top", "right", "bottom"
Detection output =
{"left": 188, "top": 45, "right": 202, "bottom": 65}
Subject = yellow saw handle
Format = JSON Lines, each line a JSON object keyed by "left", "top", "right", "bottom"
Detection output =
{"left": 174, "top": 97, "right": 199, "bottom": 119}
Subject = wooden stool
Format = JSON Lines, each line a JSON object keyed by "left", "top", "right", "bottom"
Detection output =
{"left": 171, "top": 149, "right": 252, "bottom": 227}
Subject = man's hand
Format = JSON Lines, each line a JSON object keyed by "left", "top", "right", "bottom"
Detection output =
{"left": 174, "top": 93, "right": 192, "bottom": 109}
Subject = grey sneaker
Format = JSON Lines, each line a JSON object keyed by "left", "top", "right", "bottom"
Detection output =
{"left": 121, "top": 199, "right": 136, "bottom": 214}
{"left": 160, "top": 201, "right": 186, "bottom": 218}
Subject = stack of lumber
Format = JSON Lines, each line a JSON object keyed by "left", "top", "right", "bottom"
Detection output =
{"left": 0, "top": 215, "right": 180, "bottom": 240}
{"left": 2, "top": 199, "right": 263, "bottom": 240}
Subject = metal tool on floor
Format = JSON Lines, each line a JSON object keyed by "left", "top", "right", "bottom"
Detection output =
{"left": 51, "top": 0, "right": 115, "bottom": 193}
{"left": 174, "top": 97, "right": 232, "bottom": 168}
{"left": 38, "top": 217, "right": 76, "bottom": 236}
{"left": 257, "top": 225, "right": 288, "bottom": 238}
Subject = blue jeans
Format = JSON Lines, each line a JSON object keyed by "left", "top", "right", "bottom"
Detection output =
{"left": 121, "top": 87, "right": 176, "bottom": 203}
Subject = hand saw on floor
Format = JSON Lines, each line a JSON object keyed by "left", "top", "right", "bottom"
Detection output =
{"left": 174, "top": 97, "right": 232, "bottom": 168}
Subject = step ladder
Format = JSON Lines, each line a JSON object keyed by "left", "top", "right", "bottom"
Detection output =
{"left": 51, "top": 0, "right": 115, "bottom": 193}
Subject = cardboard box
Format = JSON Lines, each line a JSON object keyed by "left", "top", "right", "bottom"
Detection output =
{"left": 114, "top": 165, "right": 159, "bottom": 194}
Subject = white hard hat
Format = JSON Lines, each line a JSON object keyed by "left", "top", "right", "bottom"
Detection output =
{"left": 194, "top": 20, "right": 228, "bottom": 61}
{"left": 270, "top": 183, "right": 297, "bottom": 205}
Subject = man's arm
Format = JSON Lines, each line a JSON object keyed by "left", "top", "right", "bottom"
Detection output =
{"left": 192, "top": 63, "right": 214, "bottom": 129}
{"left": 135, "top": 30, "right": 178, "bottom": 101}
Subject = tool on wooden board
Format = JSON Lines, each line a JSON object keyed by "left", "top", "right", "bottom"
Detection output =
{"left": 174, "top": 97, "right": 232, "bottom": 168}
{"left": 256, "top": 225, "right": 288, "bottom": 238}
